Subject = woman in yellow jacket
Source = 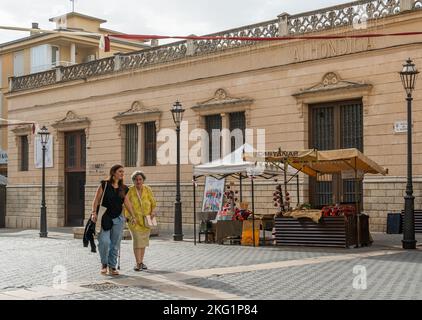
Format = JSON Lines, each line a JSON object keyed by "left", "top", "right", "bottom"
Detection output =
{"left": 124, "top": 171, "right": 157, "bottom": 271}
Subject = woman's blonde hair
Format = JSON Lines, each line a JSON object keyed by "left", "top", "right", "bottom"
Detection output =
{"left": 131, "top": 170, "right": 146, "bottom": 182}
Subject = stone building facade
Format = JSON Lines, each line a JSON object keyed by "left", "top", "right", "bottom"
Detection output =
{"left": 4, "top": 0, "right": 422, "bottom": 233}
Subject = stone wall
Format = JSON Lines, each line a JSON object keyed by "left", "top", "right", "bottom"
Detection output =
{"left": 363, "top": 178, "right": 422, "bottom": 232}
{"left": 6, "top": 185, "right": 64, "bottom": 228}
{"left": 5, "top": 177, "right": 422, "bottom": 233}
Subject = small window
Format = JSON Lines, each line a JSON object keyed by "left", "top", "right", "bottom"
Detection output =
{"left": 14, "top": 51, "right": 25, "bottom": 77}
{"left": 229, "top": 111, "right": 246, "bottom": 152}
{"left": 19, "top": 136, "right": 29, "bottom": 171}
{"left": 125, "top": 124, "right": 138, "bottom": 167}
{"left": 51, "top": 46, "right": 59, "bottom": 67}
{"left": 205, "top": 114, "right": 222, "bottom": 162}
{"left": 144, "top": 122, "right": 156, "bottom": 166}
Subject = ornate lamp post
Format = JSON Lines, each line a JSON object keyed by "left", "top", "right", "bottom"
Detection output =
{"left": 38, "top": 126, "right": 50, "bottom": 238}
{"left": 399, "top": 58, "right": 419, "bottom": 250}
{"left": 171, "top": 101, "right": 185, "bottom": 241}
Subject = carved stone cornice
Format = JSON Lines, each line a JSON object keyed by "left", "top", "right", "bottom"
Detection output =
{"left": 52, "top": 111, "right": 91, "bottom": 130}
{"left": 293, "top": 72, "right": 373, "bottom": 118}
{"left": 11, "top": 124, "right": 33, "bottom": 136}
{"left": 293, "top": 72, "right": 372, "bottom": 98}
{"left": 192, "top": 89, "right": 253, "bottom": 114}
{"left": 113, "top": 101, "right": 161, "bottom": 125}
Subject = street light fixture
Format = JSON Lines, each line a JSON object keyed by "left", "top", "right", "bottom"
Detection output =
{"left": 38, "top": 126, "right": 50, "bottom": 238}
{"left": 399, "top": 58, "right": 419, "bottom": 250}
{"left": 171, "top": 101, "right": 185, "bottom": 241}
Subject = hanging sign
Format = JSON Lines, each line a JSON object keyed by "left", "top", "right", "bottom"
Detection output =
{"left": 0, "top": 150, "right": 7, "bottom": 165}
{"left": 341, "top": 170, "right": 364, "bottom": 180}
{"left": 202, "top": 176, "right": 225, "bottom": 212}
{"left": 34, "top": 135, "right": 53, "bottom": 168}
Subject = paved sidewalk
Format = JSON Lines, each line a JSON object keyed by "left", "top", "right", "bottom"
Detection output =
{"left": 0, "top": 229, "right": 421, "bottom": 300}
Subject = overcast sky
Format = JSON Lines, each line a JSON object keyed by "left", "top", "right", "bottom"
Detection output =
{"left": 0, "top": 0, "right": 352, "bottom": 44}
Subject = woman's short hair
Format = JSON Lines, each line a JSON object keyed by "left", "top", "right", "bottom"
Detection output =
{"left": 131, "top": 170, "right": 146, "bottom": 182}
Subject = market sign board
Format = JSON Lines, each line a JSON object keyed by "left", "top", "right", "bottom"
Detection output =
{"left": 0, "top": 150, "right": 7, "bottom": 165}
{"left": 202, "top": 176, "right": 225, "bottom": 212}
{"left": 341, "top": 170, "right": 364, "bottom": 180}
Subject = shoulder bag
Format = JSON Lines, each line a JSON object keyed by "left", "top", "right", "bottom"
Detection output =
{"left": 95, "top": 181, "right": 108, "bottom": 234}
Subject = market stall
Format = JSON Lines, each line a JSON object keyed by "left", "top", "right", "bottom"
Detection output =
{"left": 192, "top": 144, "right": 296, "bottom": 246}
{"left": 246, "top": 148, "right": 388, "bottom": 248}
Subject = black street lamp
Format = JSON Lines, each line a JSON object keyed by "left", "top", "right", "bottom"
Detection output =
{"left": 171, "top": 101, "right": 185, "bottom": 241}
{"left": 38, "top": 126, "right": 50, "bottom": 238}
{"left": 399, "top": 58, "right": 419, "bottom": 250}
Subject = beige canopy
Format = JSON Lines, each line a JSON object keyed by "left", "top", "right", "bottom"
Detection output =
{"left": 246, "top": 148, "right": 388, "bottom": 177}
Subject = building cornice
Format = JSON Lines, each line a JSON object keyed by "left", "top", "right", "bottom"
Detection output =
{"left": 11, "top": 124, "right": 33, "bottom": 136}
{"left": 113, "top": 101, "right": 161, "bottom": 125}
{"left": 51, "top": 111, "right": 91, "bottom": 130}
{"left": 192, "top": 89, "right": 254, "bottom": 113}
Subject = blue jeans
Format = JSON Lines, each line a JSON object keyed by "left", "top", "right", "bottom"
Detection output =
{"left": 98, "top": 215, "right": 125, "bottom": 268}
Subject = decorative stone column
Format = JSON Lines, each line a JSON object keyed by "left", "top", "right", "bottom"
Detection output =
{"left": 186, "top": 34, "right": 197, "bottom": 56}
{"left": 400, "top": 0, "right": 413, "bottom": 11}
{"left": 278, "top": 12, "right": 290, "bottom": 37}
{"left": 70, "top": 43, "right": 76, "bottom": 64}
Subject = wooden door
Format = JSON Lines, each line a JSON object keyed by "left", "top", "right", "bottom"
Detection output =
{"left": 65, "top": 131, "right": 86, "bottom": 226}
{"left": 0, "top": 185, "right": 5, "bottom": 228}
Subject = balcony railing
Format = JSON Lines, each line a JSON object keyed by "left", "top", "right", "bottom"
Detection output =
{"left": 9, "top": 0, "right": 419, "bottom": 92}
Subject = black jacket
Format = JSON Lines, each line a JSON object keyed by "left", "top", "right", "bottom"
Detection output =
{"left": 83, "top": 219, "right": 97, "bottom": 253}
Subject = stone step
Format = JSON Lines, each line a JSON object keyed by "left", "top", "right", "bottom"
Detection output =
{"left": 73, "top": 226, "right": 159, "bottom": 240}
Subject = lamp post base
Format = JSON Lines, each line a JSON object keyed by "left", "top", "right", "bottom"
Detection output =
{"left": 173, "top": 234, "right": 184, "bottom": 241}
{"left": 39, "top": 232, "right": 48, "bottom": 238}
{"left": 173, "top": 201, "right": 183, "bottom": 241}
{"left": 402, "top": 239, "right": 417, "bottom": 250}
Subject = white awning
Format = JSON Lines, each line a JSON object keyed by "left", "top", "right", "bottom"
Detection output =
{"left": 193, "top": 144, "right": 296, "bottom": 177}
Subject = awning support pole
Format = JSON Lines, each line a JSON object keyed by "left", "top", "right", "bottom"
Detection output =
{"left": 193, "top": 176, "right": 197, "bottom": 246}
{"left": 297, "top": 175, "right": 300, "bottom": 207}
{"left": 355, "top": 158, "right": 360, "bottom": 248}
{"left": 251, "top": 176, "right": 256, "bottom": 248}
{"left": 240, "top": 173, "right": 243, "bottom": 202}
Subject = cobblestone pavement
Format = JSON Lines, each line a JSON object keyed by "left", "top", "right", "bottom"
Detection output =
{"left": 0, "top": 229, "right": 421, "bottom": 300}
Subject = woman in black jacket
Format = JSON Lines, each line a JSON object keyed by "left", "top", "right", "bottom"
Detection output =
{"left": 91, "top": 164, "right": 136, "bottom": 276}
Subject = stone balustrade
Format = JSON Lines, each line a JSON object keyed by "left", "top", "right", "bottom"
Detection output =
{"left": 9, "top": 0, "right": 419, "bottom": 93}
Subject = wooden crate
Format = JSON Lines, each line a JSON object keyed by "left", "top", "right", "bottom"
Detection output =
{"left": 401, "top": 210, "right": 422, "bottom": 234}
{"left": 275, "top": 215, "right": 361, "bottom": 248}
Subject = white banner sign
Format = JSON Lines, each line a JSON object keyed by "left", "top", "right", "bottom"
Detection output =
{"left": 202, "top": 176, "right": 225, "bottom": 212}
{"left": 0, "top": 150, "right": 7, "bottom": 165}
{"left": 34, "top": 135, "right": 53, "bottom": 168}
